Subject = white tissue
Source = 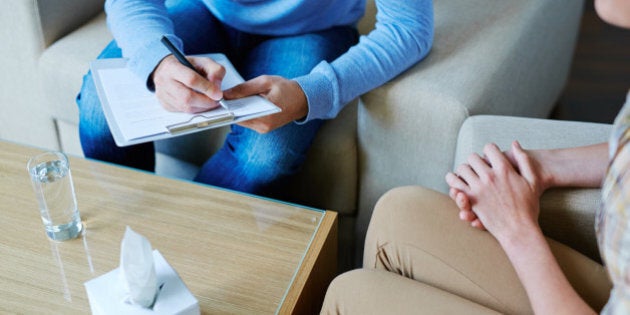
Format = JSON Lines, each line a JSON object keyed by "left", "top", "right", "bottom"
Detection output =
{"left": 120, "top": 226, "right": 158, "bottom": 307}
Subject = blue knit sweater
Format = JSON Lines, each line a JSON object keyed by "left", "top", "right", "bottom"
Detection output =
{"left": 105, "top": 0, "right": 433, "bottom": 123}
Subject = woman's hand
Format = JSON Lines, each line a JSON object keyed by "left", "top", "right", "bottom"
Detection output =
{"left": 447, "top": 187, "right": 486, "bottom": 230}
{"left": 446, "top": 141, "right": 553, "bottom": 231}
{"left": 448, "top": 141, "right": 599, "bottom": 315}
{"left": 445, "top": 141, "right": 542, "bottom": 243}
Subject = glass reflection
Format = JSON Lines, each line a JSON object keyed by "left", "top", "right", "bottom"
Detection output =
{"left": 48, "top": 223, "right": 94, "bottom": 302}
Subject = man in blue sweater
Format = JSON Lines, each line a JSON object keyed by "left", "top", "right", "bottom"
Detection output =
{"left": 78, "top": 0, "right": 433, "bottom": 198}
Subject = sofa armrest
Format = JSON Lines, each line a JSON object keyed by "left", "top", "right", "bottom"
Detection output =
{"left": 454, "top": 115, "right": 611, "bottom": 261}
{"left": 454, "top": 116, "right": 611, "bottom": 164}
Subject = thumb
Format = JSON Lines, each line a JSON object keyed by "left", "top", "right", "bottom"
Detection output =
{"left": 224, "top": 76, "right": 269, "bottom": 99}
{"left": 198, "top": 79, "right": 223, "bottom": 101}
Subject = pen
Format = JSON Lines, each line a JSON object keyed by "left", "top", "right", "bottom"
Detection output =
{"left": 160, "top": 35, "right": 229, "bottom": 111}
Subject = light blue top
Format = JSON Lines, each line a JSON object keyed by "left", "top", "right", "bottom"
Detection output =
{"left": 105, "top": 0, "right": 434, "bottom": 123}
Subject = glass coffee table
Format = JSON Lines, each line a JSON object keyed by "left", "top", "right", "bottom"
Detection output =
{"left": 0, "top": 140, "right": 337, "bottom": 314}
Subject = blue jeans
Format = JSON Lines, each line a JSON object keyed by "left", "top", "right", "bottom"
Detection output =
{"left": 78, "top": 0, "right": 358, "bottom": 199}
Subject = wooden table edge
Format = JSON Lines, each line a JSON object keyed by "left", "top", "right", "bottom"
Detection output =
{"left": 278, "top": 210, "right": 338, "bottom": 314}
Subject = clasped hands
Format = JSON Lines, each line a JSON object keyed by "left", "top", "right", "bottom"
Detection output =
{"left": 152, "top": 55, "right": 308, "bottom": 133}
{"left": 445, "top": 141, "right": 550, "bottom": 244}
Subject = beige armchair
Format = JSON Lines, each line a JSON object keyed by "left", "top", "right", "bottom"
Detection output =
{"left": 354, "top": 0, "right": 585, "bottom": 264}
{"left": 0, "top": 0, "right": 586, "bottom": 269}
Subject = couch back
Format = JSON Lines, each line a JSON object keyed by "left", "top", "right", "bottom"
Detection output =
{"left": 38, "top": 0, "right": 105, "bottom": 48}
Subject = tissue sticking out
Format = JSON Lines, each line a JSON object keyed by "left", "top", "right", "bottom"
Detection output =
{"left": 120, "top": 226, "right": 158, "bottom": 308}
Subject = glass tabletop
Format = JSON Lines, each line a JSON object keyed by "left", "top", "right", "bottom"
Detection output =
{"left": 0, "top": 141, "right": 326, "bottom": 314}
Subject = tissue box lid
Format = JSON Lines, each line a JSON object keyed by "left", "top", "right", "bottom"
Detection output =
{"left": 84, "top": 250, "right": 199, "bottom": 315}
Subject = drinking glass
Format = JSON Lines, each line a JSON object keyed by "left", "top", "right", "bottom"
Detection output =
{"left": 27, "top": 151, "right": 82, "bottom": 241}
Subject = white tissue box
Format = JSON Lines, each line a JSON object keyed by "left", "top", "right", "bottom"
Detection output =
{"left": 84, "top": 250, "right": 200, "bottom": 315}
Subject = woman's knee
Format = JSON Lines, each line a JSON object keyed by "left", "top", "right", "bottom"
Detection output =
{"left": 364, "top": 186, "right": 455, "bottom": 267}
{"left": 369, "top": 186, "right": 449, "bottom": 234}
{"left": 321, "top": 269, "right": 377, "bottom": 314}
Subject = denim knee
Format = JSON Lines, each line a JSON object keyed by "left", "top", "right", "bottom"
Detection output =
{"left": 77, "top": 70, "right": 155, "bottom": 171}
{"left": 195, "top": 121, "right": 321, "bottom": 195}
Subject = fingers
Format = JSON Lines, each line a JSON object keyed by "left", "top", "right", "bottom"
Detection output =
{"left": 447, "top": 144, "right": 511, "bottom": 200}
{"left": 455, "top": 163, "right": 478, "bottom": 187}
{"left": 445, "top": 172, "right": 468, "bottom": 193}
{"left": 450, "top": 188, "right": 472, "bottom": 213}
{"left": 455, "top": 191, "right": 480, "bottom": 226}
{"left": 232, "top": 75, "right": 310, "bottom": 134}
{"left": 153, "top": 55, "right": 225, "bottom": 113}
{"left": 238, "top": 118, "right": 274, "bottom": 134}
{"left": 447, "top": 151, "right": 490, "bottom": 195}
{"left": 229, "top": 76, "right": 279, "bottom": 133}
{"left": 224, "top": 75, "right": 271, "bottom": 99}
{"left": 456, "top": 193, "right": 486, "bottom": 231}
{"left": 458, "top": 202, "right": 487, "bottom": 230}
{"left": 449, "top": 187, "right": 457, "bottom": 200}
{"left": 511, "top": 141, "right": 536, "bottom": 184}
{"left": 449, "top": 186, "right": 476, "bottom": 223}
{"left": 470, "top": 218, "right": 486, "bottom": 231}
{"left": 459, "top": 209, "right": 476, "bottom": 221}
{"left": 455, "top": 190, "right": 471, "bottom": 211}
{"left": 482, "top": 143, "right": 512, "bottom": 172}
{"left": 189, "top": 57, "right": 225, "bottom": 100}
{"left": 155, "top": 78, "right": 219, "bottom": 113}
{"left": 467, "top": 153, "right": 491, "bottom": 179}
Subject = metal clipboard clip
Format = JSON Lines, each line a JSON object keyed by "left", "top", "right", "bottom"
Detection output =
{"left": 165, "top": 112, "right": 235, "bottom": 134}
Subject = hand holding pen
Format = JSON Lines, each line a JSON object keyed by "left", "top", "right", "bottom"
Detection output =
{"left": 151, "top": 36, "right": 227, "bottom": 114}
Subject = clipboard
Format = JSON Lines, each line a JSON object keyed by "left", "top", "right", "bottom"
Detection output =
{"left": 165, "top": 112, "right": 235, "bottom": 134}
{"left": 90, "top": 53, "right": 281, "bottom": 147}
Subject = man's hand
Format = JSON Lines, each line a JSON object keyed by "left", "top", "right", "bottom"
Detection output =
{"left": 224, "top": 75, "right": 308, "bottom": 133}
{"left": 152, "top": 55, "right": 226, "bottom": 113}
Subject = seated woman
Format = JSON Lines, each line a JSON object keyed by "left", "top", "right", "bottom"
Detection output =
{"left": 321, "top": 0, "right": 629, "bottom": 314}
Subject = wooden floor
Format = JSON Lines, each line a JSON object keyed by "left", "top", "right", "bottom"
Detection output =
{"left": 554, "top": 2, "right": 630, "bottom": 124}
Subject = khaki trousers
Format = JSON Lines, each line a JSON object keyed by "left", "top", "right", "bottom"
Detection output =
{"left": 322, "top": 186, "right": 612, "bottom": 314}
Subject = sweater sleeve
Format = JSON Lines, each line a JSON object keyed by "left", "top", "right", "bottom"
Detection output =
{"left": 293, "top": 0, "right": 434, "bottom": 123}
{"left": 104, "top": 0, "right": 180, "bottom": 88}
